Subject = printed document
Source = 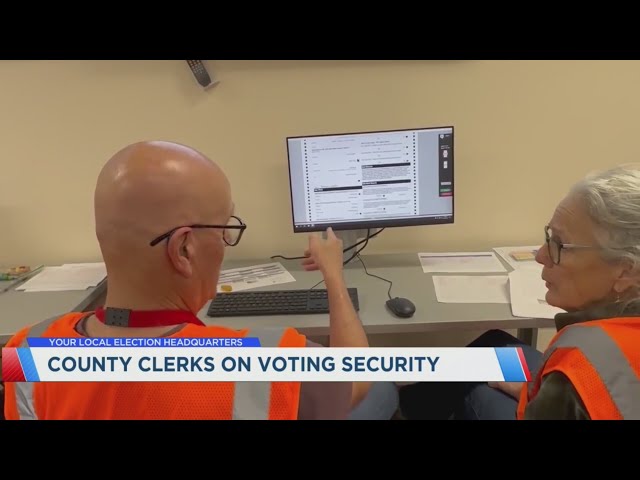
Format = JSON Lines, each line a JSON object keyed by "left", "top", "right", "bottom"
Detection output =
{"left": 493, "top": 245, "right": 540, "bottom": 271}
{"left": 16, "top": 263, "right": 107, "bottom": 292}
{"left": 217, "top": 262, "right": 296, "bottom": 293}
{"left": 419, "top": 252, "right": 507, "bottom": 273}
{"left": 508, "top": 265, "right": 565, "bottom": 318}
{"left": 432, "top": 275, "right": 510, "bottom": 303}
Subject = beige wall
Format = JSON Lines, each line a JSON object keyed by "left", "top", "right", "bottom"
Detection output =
{"left": 2, "top": 60, "right": 640, "bottom": 269}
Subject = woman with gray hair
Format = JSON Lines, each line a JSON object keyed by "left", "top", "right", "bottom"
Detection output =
{"left": 399, "top": 164, "right": 640, "bottom": 420}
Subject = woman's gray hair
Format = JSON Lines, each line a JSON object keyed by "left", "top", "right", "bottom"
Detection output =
{"left": 570, "top": 163, "right": 640, "bottom": 272}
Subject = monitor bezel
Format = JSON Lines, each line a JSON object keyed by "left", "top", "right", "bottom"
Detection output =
{"left": 286, "top": 125, "right": 455, "bottom": 233}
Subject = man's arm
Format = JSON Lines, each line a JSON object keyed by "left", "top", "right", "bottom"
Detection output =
{"left": 324, "top": 273, "right": 368, "bottom": 348}
{"left": 297, "top": 340, "right": 353, "bottom": 420}
{"left": 325, "top": 272, "right": 371, "bottom": 408}
{"left": 524, "top": 372, "right": 590, "bottom": 420}
{"left": 301, "top": 228, "right": 371, "bottom": 408}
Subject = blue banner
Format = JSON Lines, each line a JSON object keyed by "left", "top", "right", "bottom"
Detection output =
{"left": 26, "top": 337, "right": 262, "bottom": 348}
{"left": 493, "top": 347, "right": 527, "bottom": 382}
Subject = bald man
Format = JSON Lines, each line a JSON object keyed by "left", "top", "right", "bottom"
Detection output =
{"left": 3, "top": 141, "right": 399, "bottom": 420}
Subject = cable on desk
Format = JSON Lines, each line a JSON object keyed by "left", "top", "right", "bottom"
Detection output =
{"left": 306, "top": 234, "right": 368, "bottom": 292}
{"left": 308, "top": 278, "right": 325, "bottom": 291}
{"left": 308, "top": 249, "right": 394, "bottom": 299}
{"left": 282, "top": 227, "right": 382, "bottom": 293}
{"left": 305, "top": 228, "right": 382, "bottom": 292}
{"left": 270, "top": 254, "right": 306, "bottom": 260}
{"left": 342, "top": 229, "right": 371, "bottom": 265}
{"left": 356, "top": 253, "right": 394, "bottom": 300}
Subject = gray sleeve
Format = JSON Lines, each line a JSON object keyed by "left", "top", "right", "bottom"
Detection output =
{"left": 296, "top": 340, "right": 353, "bottom": 420}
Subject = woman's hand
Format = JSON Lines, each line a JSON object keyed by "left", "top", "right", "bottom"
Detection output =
{"left": 488, "top": 381, "right": 524, "bottom": 399}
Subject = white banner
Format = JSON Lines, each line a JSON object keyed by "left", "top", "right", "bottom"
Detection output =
{"left": 3, "top": 346, "right": 532, "bottom": 383}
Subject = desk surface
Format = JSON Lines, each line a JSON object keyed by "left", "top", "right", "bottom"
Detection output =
{"left": 196, "top": 253, "right": 554, "bottom": 337}
{"left": 0, "top": 280, "right": 106, "bottom": 343}
{"left": 0, "top": 253, "right": 553, "bottom": 344}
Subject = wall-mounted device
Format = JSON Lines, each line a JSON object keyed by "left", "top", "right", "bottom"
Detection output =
{"left": 186, "top": 60, "right": 219, "bottom": 90}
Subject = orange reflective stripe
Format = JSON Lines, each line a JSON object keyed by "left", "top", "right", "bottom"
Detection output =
{"left": 269, "top": 327, "right": 305, "bottom": 420}
{"left": 5, "top": 314, "right": 305, "bottom": 420}
{"left": 520, "top": 320, "right": 640, "bottom": 420}
{"left": 11, "top": 315, "right": 69, "bottom": 420}
{"left": 542, "top": 348, "right": 623, "bottom": 420}
{"left": 279, "top": 326, "right": 307, "bottom": 348}
{"left": 537, "top": 324, "right": 640, "bottom": 419}
{"left": 516, "top": 384, "right": 527, "bottom": 419}
{"left": 231, "top": 327, "right": 284, "bottom": 420}
{"left": 231, "top": 327, "right": 306, "bottom": 420}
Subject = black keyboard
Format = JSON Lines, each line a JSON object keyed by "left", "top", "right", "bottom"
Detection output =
{"left": 207, "top": 288, "right": 360, "bottom": 317}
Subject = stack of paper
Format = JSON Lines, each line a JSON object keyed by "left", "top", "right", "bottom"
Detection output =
{"left": 493, "top": 246, "right": 540, "bottom": 271}
{"left": 508, "top": 264, "right": 565, "bottom": 319}
{"left": 419, "top": 252, "right": 507, "bottom": 273}
{"left": 217, "top": 262, "right": 296, "bottom": 293}
{"left": 16, "top": 263, "right": 107, "bottom": 292}
{"left": 424, "top": 248, "right": 565, "bottom": 319}
{"left": 432, "top": 275, "right": 510, "bottom": 304}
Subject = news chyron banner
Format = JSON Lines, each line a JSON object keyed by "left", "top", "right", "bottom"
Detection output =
{"left": 2, "top": 337, "right": 532, "bottom": 383}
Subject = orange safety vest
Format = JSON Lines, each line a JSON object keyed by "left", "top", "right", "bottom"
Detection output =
{"left": 4, "top": 312, "right": 307, "bottom": 420}
{"left": 517, "top": 317, "right": 640, "bottom": 420}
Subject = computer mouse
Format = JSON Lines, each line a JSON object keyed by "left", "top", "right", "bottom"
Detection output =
{"left": 386, "top": 297, "right": 416, "bottom": 318}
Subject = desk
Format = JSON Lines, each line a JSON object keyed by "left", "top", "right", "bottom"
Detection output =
{"left": 197, "top": 253, "right": 553, "bottom": 348}
{"left": 0, "top": 280, "right": 107, "bottom": 344}
{"left": 0, "top": 253, "right": 551, "bottom": 348}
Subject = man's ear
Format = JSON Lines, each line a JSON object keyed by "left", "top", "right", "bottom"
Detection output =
{"left": 167, "top": 229, "right": 194, "bottom": 278}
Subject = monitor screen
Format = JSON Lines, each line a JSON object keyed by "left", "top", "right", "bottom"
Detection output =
{"left": 286, "top": 126, "right": 454, "bottom": 233}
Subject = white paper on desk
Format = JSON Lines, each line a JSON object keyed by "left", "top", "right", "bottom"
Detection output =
{"left": 508, "top": 265, "right": 565, "bottom": 318}
{"left": 216, "top": 262, "right": 295, "bottom": 293}
{"left": 432, "top": 275, "right": 510, "bottom": 303}
{"left": 493, "top": 245, "right": 540, "bottom": 271}
{"left": 419, "top": 252, "right": 507, "bottom": 273}
{"left": 16, "top": 263, "right": 107, "bottom": 292}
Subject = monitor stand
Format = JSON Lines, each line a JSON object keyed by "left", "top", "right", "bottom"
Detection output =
{"left": 324, "top": 229, "right": 369, "bottom": 263}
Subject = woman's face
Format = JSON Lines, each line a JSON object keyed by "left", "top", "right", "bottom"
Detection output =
{"left": 535, "top": 194, "right": 632, "bottom": 312}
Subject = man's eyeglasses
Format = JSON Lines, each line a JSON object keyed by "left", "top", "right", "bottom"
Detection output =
{"left": 149, "top": 215, "right": 247, "bottom": 247}
{"left": 544, "top": 225, "right": 597, "bottom": 265}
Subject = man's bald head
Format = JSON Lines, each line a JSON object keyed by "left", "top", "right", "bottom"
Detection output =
{"left": 95, "top": 140, "right": 231, "bottom": 247}
{"left": 95, "top": 141, "right": 233, "bottom": 311}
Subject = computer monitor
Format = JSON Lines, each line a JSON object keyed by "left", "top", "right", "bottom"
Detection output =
{"left": 286, "top": 126, "right": 454, "bottom": 238}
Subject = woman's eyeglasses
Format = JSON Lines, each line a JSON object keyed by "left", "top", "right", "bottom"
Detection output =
{"left": 544, "top": 225, "right": 597, "bottom": 265}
